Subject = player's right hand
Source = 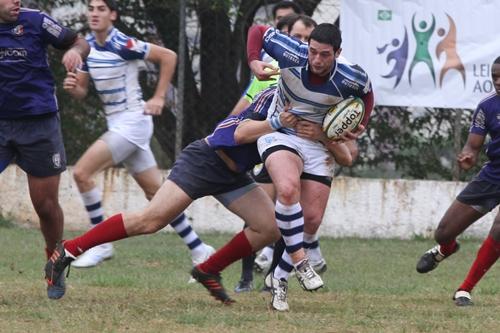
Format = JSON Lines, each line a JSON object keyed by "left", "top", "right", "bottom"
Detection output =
{"left": 249, "top": 60, "right": 279, "bottom": 81}
{"left": 63, "top": 72, "right": 78, "bottom": 91}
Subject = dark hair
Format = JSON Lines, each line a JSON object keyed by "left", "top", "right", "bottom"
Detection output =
{"left": 287, "top": 14, "right": 317, "bottom": 34}
{"left": 309, "top": 23, "right": 342, "bottom": 51}
{"left": 88, "top": 0, "right": 118, "bottom": 12}
{"left": 272, "top": 1, "right": 303, "bottom": 19}
{"left": 494, "top": 56, "right": 500, "bottom": 65}
{"left": 276, "top": 13, "right": 299, "bottom": 31}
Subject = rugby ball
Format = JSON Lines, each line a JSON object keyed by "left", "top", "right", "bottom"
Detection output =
{"left": 322, "top": 97, "right": 365, "bottom": 140}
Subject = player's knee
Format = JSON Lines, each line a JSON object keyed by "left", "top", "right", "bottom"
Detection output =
{"left": 143, "top": 188, "right": 157, "bottom": 201}
{"left": 72, "top": 165, "right": 90, "bottom": 186}
{"left": 32, "top": 197, "right": 60, "bottom": 220}
{"left": 276, "top": 183, "right": 300, "bottom": 204}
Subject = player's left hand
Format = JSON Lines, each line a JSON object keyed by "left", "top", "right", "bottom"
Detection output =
{"left": 144, "top": 96, "right": 165, "bottom": 115}
{"left": 295, "top": 120, "right": 327, "bottom": 141}
{"left": 61, "top": 49, "right": 83, "bottom": 72}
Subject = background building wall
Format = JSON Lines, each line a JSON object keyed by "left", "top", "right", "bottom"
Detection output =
{"left": 0, "top": 165, "right": 494, "bottom": 238}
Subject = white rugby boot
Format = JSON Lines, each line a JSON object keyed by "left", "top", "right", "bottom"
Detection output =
{"left": 71, "top": 243, "right": 114, "bottom": 268}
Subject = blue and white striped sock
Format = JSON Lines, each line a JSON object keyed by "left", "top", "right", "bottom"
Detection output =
{"left": 170, "top": 213, "right": 205, "bottom": 257}
{"left": 304, "top": 232, "right": 323, "bottom": 262}
{"left": 274, "top": 251, "right": 294, "bottom": 281}
{"left": 275, "top": 200, "right": 304, "bottom": 256}
{"left": 80, "top": 187, "right": 104, "bottom": 226}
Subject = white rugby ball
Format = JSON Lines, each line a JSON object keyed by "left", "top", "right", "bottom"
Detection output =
{"left": 322, "top": 97, "right": 365, "bottom": 139}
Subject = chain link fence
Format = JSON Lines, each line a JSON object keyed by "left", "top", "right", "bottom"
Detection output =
{"left": 35, "top": 0, "right": 479, "bottom": 181}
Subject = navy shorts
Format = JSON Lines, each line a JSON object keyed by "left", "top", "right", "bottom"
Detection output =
{"left": 0, "top": 113, "right": 66, "bottom": 177}
{"left": 168, "top": 140, "right": 255, "bottom": 200}
{"left": 456, "top": 177, "right": 500, "bottom": 214}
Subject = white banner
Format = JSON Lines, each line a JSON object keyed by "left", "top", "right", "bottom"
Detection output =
{"left": 340, "top": 0, "right": 500, "bottom": 109}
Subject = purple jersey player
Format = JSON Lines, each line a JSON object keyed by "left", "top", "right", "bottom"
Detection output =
{"left": 0, "top": 0, "right": 89, "bottom": 300}
{"left": 416, "top": 56, "right": 500, "bottom": 307}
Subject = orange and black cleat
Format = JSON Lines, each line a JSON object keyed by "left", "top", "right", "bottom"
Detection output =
{"left": 45, "top": 242, "right": 75, "bottom": 299}
{"left": 191, "top": 266, "right": 235, "bottom": 305}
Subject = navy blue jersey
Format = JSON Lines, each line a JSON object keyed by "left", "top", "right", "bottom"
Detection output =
{"left": 206, "top": 87, "right": 276, "bottom": 172}
{"left": 0, "top": 8, "right": 77, "bottom": 118}
{"left": 470, "top": 93, "right": 500, "bottom": 183}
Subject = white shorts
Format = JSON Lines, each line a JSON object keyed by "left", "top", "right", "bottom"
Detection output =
{"left": 100, "top": 131, "right": 157, "bottom": 175}
{"left": 257, "top": 132, "right": 334, "bottom": 177}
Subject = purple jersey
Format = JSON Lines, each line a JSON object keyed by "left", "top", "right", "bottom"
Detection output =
{"left": 205, "top": 87, "right": 276, "bottom": 172}
{"left": 470, "top": 93, "right": 500, "bottom": 183}
{"left": 0, "top": 8, "right": 77, "bottom": 118}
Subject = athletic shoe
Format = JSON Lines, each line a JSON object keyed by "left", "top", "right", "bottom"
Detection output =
{"left": 416, "top": 243, "right": 460, "bottom": 273}
{"left": 45, "top": 242, "right": 75, "bottom": 299}
{"left": 254, "top": 253, "right": 272, "bottom": 273}
{"left": 71, "top": 243, "right": 114, "bottom": 268}
{"left": 270, "top": 273, "right": 289, "bottom": 311}
{"left": 453, "top": 290, "right": 473, "bottom": 306}
{"left": 234, "top": 279, "right": 254, "bottom": 293}
{"left": 188, "top": 245, "right": 216, "bottom": 284}
{"left": 191, "top": 266, "right": 235, "bottom": 304}
{"left": 295, "top": 258, "right": 324, "bottom": 291}
{"left": 47, "top": 271, "right": 66, "bottom": 300}
{"left": 310, "top": 258, "right": 327, "bottom": 275}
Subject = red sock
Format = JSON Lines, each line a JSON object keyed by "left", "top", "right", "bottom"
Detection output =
{"left": 64, "top": 214, "right": 128, "bottom": 256}
{"left": 198, "top": 231, "right": 253, "bottom": 275}
{"left": 439, "top": 239, "right": 457, "bottom": 256}
{"left": 458, "top": 235, "right": 500, "bottom": 292}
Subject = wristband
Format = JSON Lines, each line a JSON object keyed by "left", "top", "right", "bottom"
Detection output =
{"left": 269, "top": 115, "right": 283, "bottom": 130}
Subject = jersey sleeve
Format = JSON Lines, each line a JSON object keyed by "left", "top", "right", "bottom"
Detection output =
{"left": 112, "top": 31, "right": 151, "bottom": 60}
{"left": 261, "top": 28, "right": 308, "bottom": 69}
{"left": 469, "top": 105, "right": 488, "bottom": 136}
{"left": 39, "top": 12, "right": 77, "bottom": 50}
{"left": 78, "top": 61, "right": 89, "bottom": 73}
{"left": 243, "top": 75, "right": 278, "bottom": 103}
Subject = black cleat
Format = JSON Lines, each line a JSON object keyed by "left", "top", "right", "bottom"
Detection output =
{"left": 416, "top": 243, "right": 460, "bottom": 273}
{"left": 45, "top": 242, "right": 75, "bottom": 299}
{"left": 191, "top": 266, "right": 235, "bottom": 304}
{"left": 453, "top": 290, "right": 473, "bottom": 306}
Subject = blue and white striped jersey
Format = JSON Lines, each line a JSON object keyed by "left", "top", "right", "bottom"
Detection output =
{"left": 81, "top": 27, "right": 151, "bottom": 115}
{"left": 262, "top": 27, "right": 372, "bottom": 135}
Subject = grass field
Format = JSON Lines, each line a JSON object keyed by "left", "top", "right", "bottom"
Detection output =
{"left": 0, "top": 218, "right": 498, "bottom": 333}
